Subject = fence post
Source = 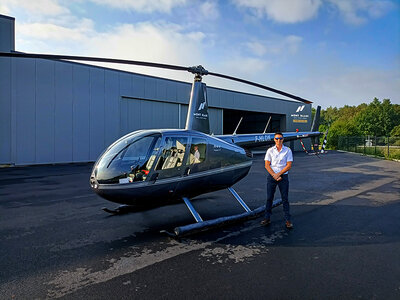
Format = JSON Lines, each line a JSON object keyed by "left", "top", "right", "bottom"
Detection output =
{"left": 387, "top": 136, "right": 390, "bottom": 157}
{"left": 355, "top": 137, "right": 357, "bottom": 153}
{"left": 363, "top": 136, "right": 366, "bottom": 155}
{"left": 374, "top": 136, "right": 377, "bottom": 156}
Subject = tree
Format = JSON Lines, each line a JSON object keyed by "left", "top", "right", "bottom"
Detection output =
{"left": 318, "top": 98, "right": 398, "bottom": 148}
{"left": 391, "top": 124, "right": 400, "bottom": 137}
{"left": 355, "top": 98, "right": 382, "bottom": 135}
{"left": 327, "top": 118, "right": 360, "bottom": 149}
{"left": 382, "top": 99, "right": 398, "bottom": 135}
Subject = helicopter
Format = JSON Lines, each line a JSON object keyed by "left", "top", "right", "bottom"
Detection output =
{"left": 0, "top": 52, "right": 321, "bottom": 235}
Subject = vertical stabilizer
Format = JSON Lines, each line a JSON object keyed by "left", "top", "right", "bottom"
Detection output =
{"left": 311, "top": 105, "right": 321, "bottom": 132}
{"left": 185, "top": 79, "right": 210, "bottom": 134}
{"left": 311, "top": 105, "right": 321, "bottom": 149}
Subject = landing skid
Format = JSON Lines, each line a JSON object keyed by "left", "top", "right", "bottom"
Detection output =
{"left": 162, "top": 187, "right": 282, "bottom": 237}
{"left": 102, "top": 204, "right": 135, "bottom": 215}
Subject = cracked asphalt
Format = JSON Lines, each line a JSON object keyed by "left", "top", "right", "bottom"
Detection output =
{"left": 0, "top": 151, "right": 399, "bottom": 299}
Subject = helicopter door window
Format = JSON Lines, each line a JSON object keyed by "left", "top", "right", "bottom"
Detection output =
{"left": 187, "top": 138, "right": 207, "bottom": 165}
{"left": 156, "top": 137, "right": 188, "bottom": 170}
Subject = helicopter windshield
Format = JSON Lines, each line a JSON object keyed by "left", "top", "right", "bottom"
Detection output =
{"left": 95, "top": 133, "right": 161, "bottom": 184}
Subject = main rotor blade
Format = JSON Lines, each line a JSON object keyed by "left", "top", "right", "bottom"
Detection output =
{"left": 0, "top": 51, "right": 312, "bottom": 103}
{"left": 208, "top": 71, "right": 312, "bottom": 104}
{"left": 0, "top": 52, "right": 189, "bottom": 72}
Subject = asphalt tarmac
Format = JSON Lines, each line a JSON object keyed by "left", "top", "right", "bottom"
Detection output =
{"left": 0, "top": 151, "right": 399, "bottom": 299}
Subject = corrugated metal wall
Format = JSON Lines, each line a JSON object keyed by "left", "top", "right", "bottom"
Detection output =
{"left": 0, "top": 15, "right": 14, "bottom": 52}
{"left": 0, "top": 57, "right": 310, "bottom": 165}
{"left": 0, "top": 57, "right": 228, "bottom": 165}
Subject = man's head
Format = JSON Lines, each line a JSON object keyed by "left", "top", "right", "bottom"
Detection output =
{"left": 194, "top": 145, "right": 198, "bottom": 150}
{"left": 274, "top": 132, "right": 284, "bottom": 146}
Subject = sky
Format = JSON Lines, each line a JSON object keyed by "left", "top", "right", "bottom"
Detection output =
{"left": 0, "top": 0, "right": 399, "bottom": 108}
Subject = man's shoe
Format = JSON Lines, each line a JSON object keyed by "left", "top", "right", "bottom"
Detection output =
{"left": 285, "top": 220, "right": 293, "bottom": 229}
{"left": 261, "top": 219, "right": 271, "bottom": 226}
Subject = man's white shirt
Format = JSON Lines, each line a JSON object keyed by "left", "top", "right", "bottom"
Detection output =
{"left": 264, "top": 145, "right": 293, "bottom": 174}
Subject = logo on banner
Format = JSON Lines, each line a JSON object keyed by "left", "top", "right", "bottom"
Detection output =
{"left": 198, "top": 101, "right": 206, "bottom": 111}
{"left": 291, "top": 105, "right": 309, "bottom": 123}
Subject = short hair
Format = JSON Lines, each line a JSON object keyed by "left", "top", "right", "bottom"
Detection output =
{"left": 274, "top": 132, "right": 283, "bottom": 137}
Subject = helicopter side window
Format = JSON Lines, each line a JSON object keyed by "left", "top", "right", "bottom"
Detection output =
{"left": 187, "top": 138, "right": 207, "bottom": 165}
{"left": 156, "top": 137, "right": 188, "bottom": 170}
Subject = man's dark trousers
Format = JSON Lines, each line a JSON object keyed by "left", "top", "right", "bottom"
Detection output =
{"left": 265, "top": 174, "right": 291, "bottom": 221}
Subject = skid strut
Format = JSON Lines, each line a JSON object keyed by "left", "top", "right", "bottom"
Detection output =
{"left": 228, "top": 187, "right": 251, "bottom": 212}
{"left": 170, "top": 188, "right": 283, "bottom": 237}
{"left": 182, "top": 197, "right": 203, "bottom": 222}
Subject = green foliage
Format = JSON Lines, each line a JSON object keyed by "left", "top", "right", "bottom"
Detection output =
{"left": 355, "top": 98, "right": 399, "bottom": 136}
{"left": 327, "top": 119, "right": 359, "bottom": 149}
{"left": 390, "top": 124, "right": 400, "bottom": 136}
{"left": 319, "top": 98, "right": 400, "bottom": 149}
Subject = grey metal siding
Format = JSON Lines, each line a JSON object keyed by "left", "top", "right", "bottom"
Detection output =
{"left": 36, "top": 59, "right": 55, "bottom": 163}
{"left": 121, "top": 97, "right": 180, "bottom": 132}
{"left": 0, "top": 57, "right": 11, "bottom": 163}
{"left": 72, "top": 65, "right": 90, "bottom": 162}
{"left": 180, "top": 104, "right": 188, "bottom": 129}
{"left": 0, "top": 55, "right": 312, "bottom": 165}
{"left": 55, "top": 63, "right": 73, "bottom": 163}
{"left": 15, "top": 58, "right": 36, "bottom": 165}
{"left": 104, "top": 70, "right": 120, "bottom": 148}
{"left": 89, "top": 68, "right": 106, "bottom": 161}
{"left": 209, "top": 108, "right": 223, "bottom": 135}
{"left": 0, "top": 15, "right": 14, "bottom": 52}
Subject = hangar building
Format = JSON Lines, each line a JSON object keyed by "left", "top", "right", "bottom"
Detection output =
{"left": 0, "top": 15, "right": 312, "bottom": 166}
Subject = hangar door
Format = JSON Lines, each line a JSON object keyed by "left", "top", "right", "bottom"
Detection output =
{"left": 223, "top": 109, "right": 286, "bottom": 134}
{"left": 120, "top": 97, "right": 223, "bottom": 136}
{"left": 120, "top": 97, "right": 180, "bottom": 135}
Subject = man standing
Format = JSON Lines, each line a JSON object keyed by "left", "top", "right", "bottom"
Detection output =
{"left": 261, "top": 132, "right": 294, "bottom": 229}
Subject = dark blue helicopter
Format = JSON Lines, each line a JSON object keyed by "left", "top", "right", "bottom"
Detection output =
{"left": 0, "top": 52, "right": 321, "bottom": 235}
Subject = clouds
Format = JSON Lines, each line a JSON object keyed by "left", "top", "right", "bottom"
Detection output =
{"left": 17, "top": 19, "right": 94, "bottom": 42}
{"left": 200, "top": 1, "right": 220, "bottom": 20}
{"left": 16, "top": 18, "right": 209, "bottom": 80}
{"left": 327, "top": 0, "right": 396, "bottom": 25}
{"left": 0, "top": 0, "right": 69, "bottom": 16}
{"left": 86, "top": 22, "right": 206, "bottom": 65}
{"left": 232, "top": 0, "right": 322, "bottom": 23}
{"left": 300, "top": 67, "right": 400, "bottom": 107}
{"left": 246, "top": 35, "right": 303, "bottom": 57}
{"left": 232, "top": 0, "right": 396, "bottom": 25}
{"left": 88, "top": 0, "right": 186, "bottom": 13}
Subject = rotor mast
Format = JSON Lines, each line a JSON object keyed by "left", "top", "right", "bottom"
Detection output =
{"left": 184, "top": 65, "right": 211, "bottom": 134}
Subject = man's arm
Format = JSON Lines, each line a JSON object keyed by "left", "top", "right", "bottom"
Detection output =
{"left": 265, "top": 160, "right": 275, "bottom": 176}
{"left": 276, "top": 161, "right": 292, "bottom": 177}
{"left": 265, "top": 160, "right": 292, "bottom": 181}
{"left": 265, "top": 160, "right": 281, "bottom": 180}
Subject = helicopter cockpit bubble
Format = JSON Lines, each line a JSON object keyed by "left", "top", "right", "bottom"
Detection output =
{"left": 93, "top": 132, "right": 161, "bottom": 185}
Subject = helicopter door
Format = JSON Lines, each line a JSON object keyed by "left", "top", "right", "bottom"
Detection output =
{"left": 184, "top": 137, "right": 207, "bottom": 176}
{"left": 152, "top": 136, "right": 188, "bottom": 182}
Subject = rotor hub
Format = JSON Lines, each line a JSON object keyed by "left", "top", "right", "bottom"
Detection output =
{"left": 188, "top": 65, "right": 209, "bottom": 76}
